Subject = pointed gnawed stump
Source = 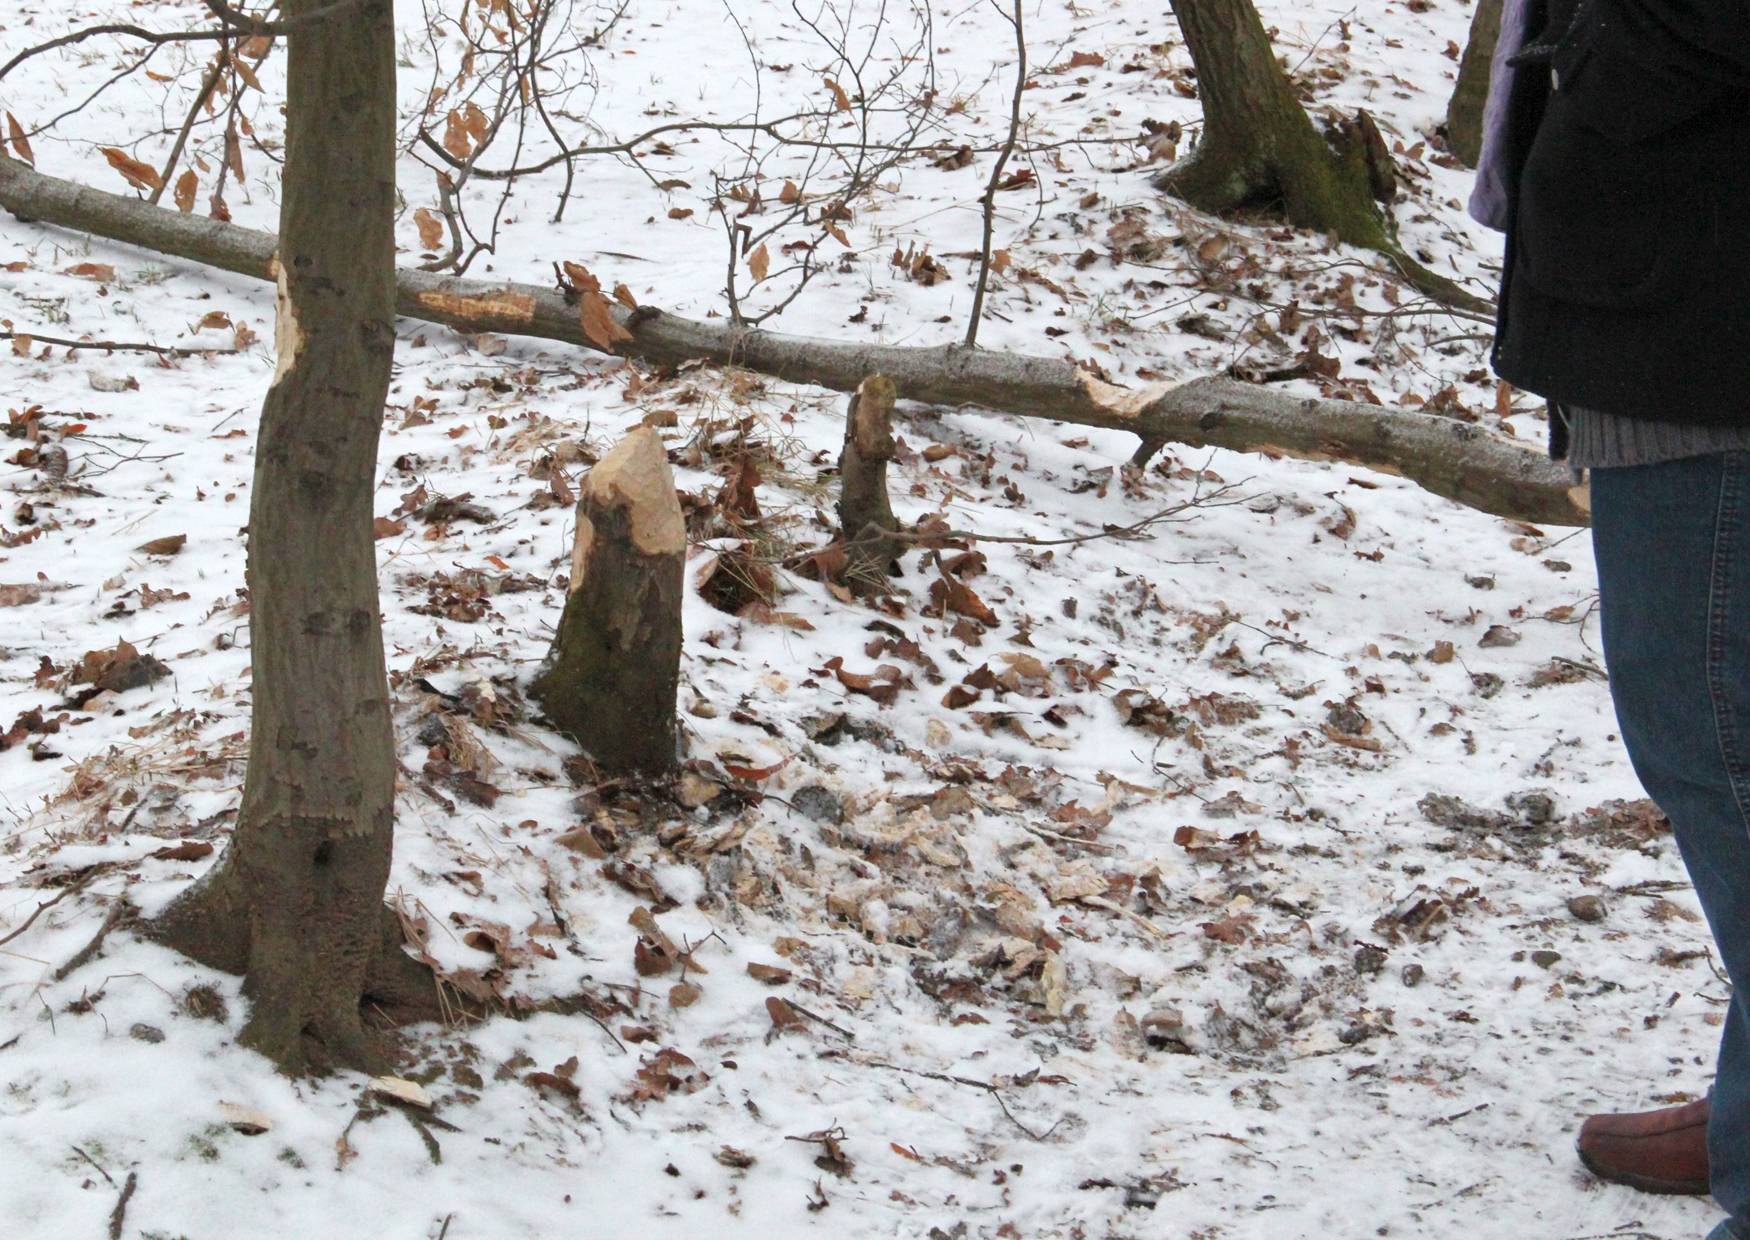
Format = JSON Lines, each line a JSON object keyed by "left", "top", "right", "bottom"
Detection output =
{"left": 532, "top": 426, "right": 685, "bottom": 776}
{"left": 837, "top": 374, "right": 905, "bottom": 593}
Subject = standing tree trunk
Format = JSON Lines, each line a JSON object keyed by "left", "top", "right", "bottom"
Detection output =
{"left": 1157, "top": 0, "right": 1487, "bottom": 309}
{"left": 531, "top": 427, "right": 686, "bottom": 778}
{"left": 1446, "top": 0, "right": 1505, "bottom": 167}
{"left": 149, "top": 0, "right": 433, "bottom": 1073}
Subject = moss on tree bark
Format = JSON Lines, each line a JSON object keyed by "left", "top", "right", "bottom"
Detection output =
{"left": 1157, "top": 0, "right": 1489, "bottom": 311}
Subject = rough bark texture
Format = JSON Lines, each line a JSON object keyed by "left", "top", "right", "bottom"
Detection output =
{"left": 1447, "top": 0, "right": 1504, "bottom": 167}
{"left": 837, "top": 375, "right": 905, "bottom": 590}
{"left": 531, "top": 427, "right": 685, "bottom": 777}
{"left": 1160, "top": 0, "right": 1378, "bottom": 229}
{"left": 1155, "top": 0, "right": 1487, "bottom": 310}
{"left": 0, "top": 156, "right": 1584, "bottom": 526}
{"left": 143, "top": 0, "right": 432, "bottom": 1073}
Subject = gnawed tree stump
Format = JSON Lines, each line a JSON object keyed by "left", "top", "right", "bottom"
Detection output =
{"left": 532, "top": 427, "right": 685, "bottom": 776}
{"left": 837, "top": 375, "right": 905, "bottom": 591}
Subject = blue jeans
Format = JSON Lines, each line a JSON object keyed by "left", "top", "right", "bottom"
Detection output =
{"left": 1592, "top": 452, "right": 1750, "bottom": 1232}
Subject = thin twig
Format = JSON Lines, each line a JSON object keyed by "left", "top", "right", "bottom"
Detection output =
{"left": 108, "top": 1170, "right": 138, "bottom": 1240}
{"left": 147, "top": 51, "right": 228, "bottom": 206}
{"left": 855, "top": 1058, "right": 1063, "bottom": 1142}
{"left": 51, "top": 898, "right": 131, "bottom": 982}
{"left": 0, "top": 0, "right": 363, "bottom": 84}
{"left": 777, "top": 998, "right": 855, "bottom": 1041}
{"left": 71, "top": 1145, "right": 116, "bottom": 1187}
{"left": 0, "top": 330, "right": 239, "bottom": 358}
{"left": 781, "top": 483, "right": 1247, "bottom": 567}
{"left": 965, "top": 0, "right": 1026, "bottom": 348}
{"left": 0, "top": 871, "right": 99, "bottom": 948}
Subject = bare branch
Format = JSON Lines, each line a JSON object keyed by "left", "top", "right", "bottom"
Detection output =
{"left": 966, "top": 0, "right": 1026, "bottom": 348}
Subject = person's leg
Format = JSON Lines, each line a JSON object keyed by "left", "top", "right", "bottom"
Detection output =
{"left": 1590, "top": 451, "right": 1750, "bottom": 1228}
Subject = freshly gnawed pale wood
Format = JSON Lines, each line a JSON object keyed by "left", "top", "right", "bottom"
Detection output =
{"left": 534, "top": 428, "right": 685, "bottom": 776}
{"left": 0, "top": 154, "right": 1585, "bottom": 527}
{"left": 368, "top": 1076, "right": 434, "bottom": 1109}
{"left": 591, "top": 428, "right": 688, "bottom": 558}
{"left": 270, "top": 253, "right": 302, "bottom": 385}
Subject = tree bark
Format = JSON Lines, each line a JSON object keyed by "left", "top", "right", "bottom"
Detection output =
{"left": 837, "top": 375, "right": 905, "bottom": 590}
{"left": 1157, "top": 0, "right": 1487, "bottom": 310}
{"left": 0, "top": 156, "right": 1585, "bottom": 527}
{"left": 143, "top": 0, "right": 433, "bottom": 1073}
{"left": 1447, "top": 0, "right": 1504, "bottom": 168}
{"left": 531, "top": 427, "right": 685, "bottom": 777}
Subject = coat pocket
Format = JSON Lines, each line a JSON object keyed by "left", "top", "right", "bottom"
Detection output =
{"left": 1551, "top": 7, "right": 1727, "bottom": 144}
{"left": 1515, "top": 88, "right": 1715, "bottom": 309}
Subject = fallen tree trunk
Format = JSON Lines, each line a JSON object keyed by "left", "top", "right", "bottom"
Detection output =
{"left": 0, "top": 154, "right": 1587, "bottom": 526}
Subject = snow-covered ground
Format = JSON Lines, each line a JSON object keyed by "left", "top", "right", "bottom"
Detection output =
{"left": 0, "top": 1, "right": 1726, "bottom": 1237}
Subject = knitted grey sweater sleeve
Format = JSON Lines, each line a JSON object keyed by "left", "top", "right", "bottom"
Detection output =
{"left": 1564, "top": 406, "right": 1750, "bottom": 470}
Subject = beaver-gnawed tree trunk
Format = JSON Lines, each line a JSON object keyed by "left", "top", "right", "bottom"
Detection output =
{"left": 1156, "top": 0, "right": 1488, "bottom": 310}
{"left": 148, "top": 0, "right": 436, "bottom": 1074}
{"left": 530, "top": 427, "right": 685, "bottom": 778}
{"left": 1447, "top": 0, "right": 1504, "bottom": 167}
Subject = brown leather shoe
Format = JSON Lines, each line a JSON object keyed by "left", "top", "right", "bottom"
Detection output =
{"left": 1577, "top": 1098, "right": 1711, "bottom": 1195}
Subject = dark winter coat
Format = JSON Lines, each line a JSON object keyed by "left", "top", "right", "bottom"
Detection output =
{"left": 1485, "top": 0, "right": 1750, "bottom": 449}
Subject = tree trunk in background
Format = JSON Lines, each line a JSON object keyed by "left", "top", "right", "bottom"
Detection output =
{"left": 1447, "top": 0, "right": 1504, "bottom": 167}
{"left": 1159, "top": 0, "right": 1385, "bottom": 237}
{"left": 1157, "top": 0, "right": 1486, "bottom": 309}
{"left": 531, "top": 428, "right": 685, "bottom": 778}
{"left": 150, "top": 0, "right": 433, "bottom": 1073}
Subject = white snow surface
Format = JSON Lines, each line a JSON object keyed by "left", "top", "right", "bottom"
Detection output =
{"left": 0, "top": 1, "right": 1728, "bottom": 1237}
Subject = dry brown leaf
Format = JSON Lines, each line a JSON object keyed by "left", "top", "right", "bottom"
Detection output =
{"left": 224, "top": 125, "right": 245, "bottom": 183}
{"left": 824, "top": 77, "right": 852, "bottom": 112}
{"left": 174, "top": 169, "right": 198, "bottom": 213}
{"left": 931, "top": 569, "right": 998, "bottom": 625}
{"left": 102, "top": 147, "right": 161, "bottom": 192}
{"left": 669, "top": 981, "right": 702, "bottom": 1008}
{"left": 442, "top": 109, "right": 472, "bottom": 158}
{"left": 579, "top": 289, "right": 632, "bottom": 352}
{"left": 461, "top": 101, "right": 489, "bottom": 144}
{"left": 65, "top": 263, "right": 117, "bottom": 283}
{"left": 766, "top": 995, "right": 805, "bottom": 1033}
{"left": 231, "top": 52, "right": 263, "bottom": 93}
{"left": 151, "top": 840, "right": 214, "bottom": 861}
{"left": 6, "top": 112, "right": 34, "bottom": 166}
{"left": 137, "top": 534, "right": 187, "bottom": 557}
{"left": 747, "top": 242, "right": 770, "bottom": 283}
{"left": 414, "top": 207, "right": 444, "bottom": 250}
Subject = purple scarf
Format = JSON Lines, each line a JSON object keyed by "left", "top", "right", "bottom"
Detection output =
{"left": 1468, "top": 0, "right": 1535, "bottom": 231}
